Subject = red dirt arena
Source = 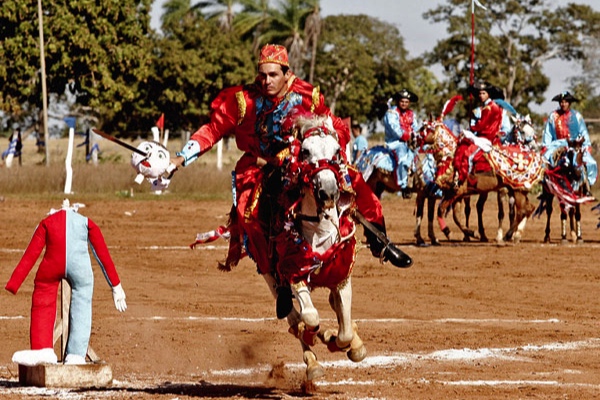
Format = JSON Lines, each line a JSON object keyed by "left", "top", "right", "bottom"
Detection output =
{"left": 1, "top": 196, "right": 599, "bottom": 399}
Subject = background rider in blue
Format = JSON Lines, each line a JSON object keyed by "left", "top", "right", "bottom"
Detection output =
{"left": 383, "top": 89, "right": 420, "bottom": 198}
{"left": 351, "top": 123, "right": 368, "bottom": 165}
{"left": 542, "top": 91, "right": 598, "bottom": 195}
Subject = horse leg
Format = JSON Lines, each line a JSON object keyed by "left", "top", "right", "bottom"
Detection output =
{"left": 462, "top": 198, "right": 474, "bottom": 242}
{"left": 291, "top": 282, "right": 320, "bottom": 342}
{"left": 437, "top": 198, "right": 452, "bottom": 240}
{"left": 289, "top": 284, "right": 325, "bottom": 381}
{"left": 476, "top": 193, "right": 488, "bottom": 242}
{"left": 544, "top": 193, "right": 553, "bottom": 243}
{"left": 575, "top": 205, "right": 584, "bottom": 244}
{"left": 496, "top": 190, "right": 506, "bottom": 244}
{"left": 560, "top": 209, "right": 569, "bottom": 244}
{"left": 503, "top": 192, "right": 530, "bottom": 243}
{"left": 318, "top": 278, "right": 367, "bottom": 362}
{"left": 414, "top": 191, "right": 426, "bottom": 246}
{"left": 427, "top": 196, "right": 441, "bottom": 246}
{"left": 451, "top": 200, "right": 477, "bottom": 241}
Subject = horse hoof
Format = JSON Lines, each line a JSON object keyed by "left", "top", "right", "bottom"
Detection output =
{"left": 431, "top": 239, "right": 441, "bottom": 246}
{"left": 306, "top": 363, "right": 325, "bottom": 381}
{"left": 442, "top": 227, "right": 451, "bottom": 239}
{"left": 561, "top": 238, "right": 569, "bottom": 245}
{"left": 347, "top": 344, "right": 367, "bottom": 362}
{"left": 480, "top": 236, "right": 489, "bottom": 243}
{"left": 543, "top": 237, "right": 551, "bottom": 244}
{"left": 577, "top": 238, "right": 584, "bottom": 244}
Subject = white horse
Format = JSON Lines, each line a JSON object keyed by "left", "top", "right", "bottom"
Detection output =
{"left": 274, "top": 114, "right": 367, "bottom": 381}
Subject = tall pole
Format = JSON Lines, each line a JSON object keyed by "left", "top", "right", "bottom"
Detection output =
{"left": 38, "top": 0, "right": 50, "bottom": 166}
{"left": 470, "top": 0, "right": 476, "bottom": 86}
{"left": 470, "top": 0, "right": 488, "bottom": 86}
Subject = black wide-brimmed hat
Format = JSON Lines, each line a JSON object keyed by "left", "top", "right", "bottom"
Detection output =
{"left": 392, "top": 89, "right": 418, "bottom": 102}
{"left": 551, "top": 91, "right": 579, "bottom": 103}
{"left": 467, "top": 80, "right": 504, "bottom": 99}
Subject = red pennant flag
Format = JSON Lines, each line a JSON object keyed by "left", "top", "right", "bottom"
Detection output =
{"left": 156, "top": 113, "right": 164, "bottom": 130}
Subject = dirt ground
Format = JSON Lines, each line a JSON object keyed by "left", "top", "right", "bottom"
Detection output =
{"left": 1, "top": 195, "right": 600, "bottom": 399}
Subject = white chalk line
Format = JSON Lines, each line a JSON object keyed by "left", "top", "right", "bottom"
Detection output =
{"left": 1, "top": 338, "right": 599, "bottom": 397}
{"left": 130, "top": 316, "right": 564, "bottom": 324}
{"left": 0, "top": 315, "right": 563, "bottom": 324}
{"left": 208, "top": 337, "right": 600, "bottom": 389}
{"left": 3, "top": 241, "right": 600, "bottom": 253}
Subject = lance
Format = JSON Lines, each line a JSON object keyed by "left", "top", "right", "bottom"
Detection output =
{"left": 91, "top": 128, "right": 148, "bottom": 157}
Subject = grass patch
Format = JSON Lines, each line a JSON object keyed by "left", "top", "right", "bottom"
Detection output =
{"left": 0, "top": 136, "right": 241, "bottom": 200}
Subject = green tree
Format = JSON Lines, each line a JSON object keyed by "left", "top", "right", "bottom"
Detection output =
{"left": 233, "top": 0, "right": 273, "bottom": 55}
{"left": 259, "top": 0, "right": 312, "bottom": 75}
{"left": 303, "top": 0, "right": 321, "bottom": 84}
{"left": 316, "top": 15, "right": 414, "bottom": 126}
{"left": 0, "top": 0, "right": 154, "bottom": 136}
{"left": 161, "top": 0, "right": 201, "bottom": 34}
{"left": 142, "top": 16, "right": 255, "bottom": 134}
{"left": 424, "top": 0, "right": 600, "bottom": 116}
{"left": 192, "top": 0, "right": 240, "bottom": 32}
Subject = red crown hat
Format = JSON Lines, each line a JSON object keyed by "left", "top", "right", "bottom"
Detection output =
{"left": 258, "top": 44, "right": 289, "bottom": 67}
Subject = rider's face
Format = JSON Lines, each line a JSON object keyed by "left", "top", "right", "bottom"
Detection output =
{"left": 257, "top": 63, "right": 291, "bottom": 98}
{"left": 398, "top": 99, "right": 410, "bottom": 111}
{"left": 559, "top": 99, "right": 571, "bottom": 113}
{"left": 478, "top": 90, "right": 489, "bottom": 103}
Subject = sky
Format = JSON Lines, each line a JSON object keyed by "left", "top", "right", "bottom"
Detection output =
{"left": 150, "top": 0, "right": 599, "bottom": 113}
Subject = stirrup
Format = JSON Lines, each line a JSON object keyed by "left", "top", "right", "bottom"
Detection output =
{"left": 380, "top": 242, "right": 413, "bottom": 268}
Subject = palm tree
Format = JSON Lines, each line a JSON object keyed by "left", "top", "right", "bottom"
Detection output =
{"left": 259, "top": 0, "right": 313, "bottom": 75}
{"left": 161, "top": 0, "right": 197, "bottom": 33}
{"left": 192, "top": 0, "right": 240, "bottom": 32}
{"left": 234, "top": 0, "right": 273, "bottom": 55}
{"left": 303, "top": 0, "right": 321, "bottom": 84}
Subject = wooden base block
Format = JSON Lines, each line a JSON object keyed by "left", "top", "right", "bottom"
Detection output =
{"left": 18, "top": 362, "right": 112, "bottom": 388}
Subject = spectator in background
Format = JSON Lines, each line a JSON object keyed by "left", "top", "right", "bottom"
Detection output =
{"left": 351, "top": 123, "right": 368, "bottom": 165}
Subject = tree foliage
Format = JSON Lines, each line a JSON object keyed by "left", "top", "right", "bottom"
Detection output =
{"left": 316, "top": 15, "right": 420, "bottom": 126}
{"left": 142, "top": 15, "right": 255, "bottom": 134}
{"left": 0, "top": 0, "right": 154, "bottom": 134}
{"left": 424, "top": 0, "right": 600, "bottom": 117}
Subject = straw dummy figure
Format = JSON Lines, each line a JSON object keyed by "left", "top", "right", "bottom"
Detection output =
{"left": 5, "top": 199, "right": 127, "bottom": 365}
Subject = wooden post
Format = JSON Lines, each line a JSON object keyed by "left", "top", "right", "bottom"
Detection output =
{"left": 52, "top": 280, "right": 100, "bottom": 362}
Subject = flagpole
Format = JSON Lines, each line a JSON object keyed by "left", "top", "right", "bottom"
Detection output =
{"left": 38, "top": 0, "right": 50, "bottom": 166}
{"left": 470, "top": 0, "right": 476, "bottom": 86}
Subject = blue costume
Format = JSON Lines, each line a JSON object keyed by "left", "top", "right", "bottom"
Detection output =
{"left": 542, "top": 94, "right": 597, "bottom": 187}
{"left": 351, "top": 134, "right": 368, "bottom": 165}
{"left": 383, "top": 90, "right": 419, "bottom": 191}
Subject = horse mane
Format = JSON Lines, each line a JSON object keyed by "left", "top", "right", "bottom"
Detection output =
{"left": 292, "top": 113, "right": 336, "bottom": 138}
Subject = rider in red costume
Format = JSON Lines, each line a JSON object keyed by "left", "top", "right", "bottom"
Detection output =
{"left": 454, "top": 81, "right": 503, "bottom": 184}
{"left": 171, "top": 44, "right": 407, "bottom": 318}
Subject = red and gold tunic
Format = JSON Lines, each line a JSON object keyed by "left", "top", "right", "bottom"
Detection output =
{"left": 470, "top": 99, "right": 503, "bottom": 144}
{"left": 180, "top": 75, "right": 380, "bottom": 276}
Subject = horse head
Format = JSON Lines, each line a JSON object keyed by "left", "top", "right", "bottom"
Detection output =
{"left": 510, "top": 114, "right": 538, "bottom": 149}
{"left": 294, "top": 114, "right": 345, "bottom": 211}
{"left": 552, "top": 137, "right": 586, "bottom": 184}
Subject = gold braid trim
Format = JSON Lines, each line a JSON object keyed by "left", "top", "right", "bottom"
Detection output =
{"left": 235, "top": 91, "right": 246, "bottom": 125}
{"left": 244, "top": 182, "right": 262, "bottom": 222}
{"left": 275, "top": 148, "right": 290, "bottom": 164}
{"left": 311, "top": 86, "right": 320, "bottom": 113}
